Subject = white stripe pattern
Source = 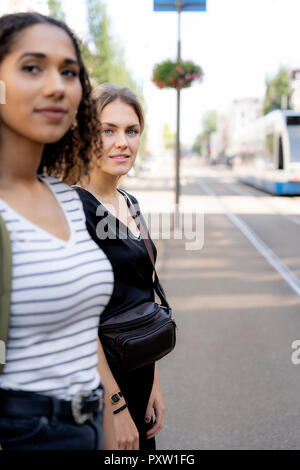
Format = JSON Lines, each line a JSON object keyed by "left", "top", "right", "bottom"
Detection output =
{"left": 0, "top": 176, "right": 114, "bottom": 400}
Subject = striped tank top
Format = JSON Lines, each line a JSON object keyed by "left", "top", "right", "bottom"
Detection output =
{"left": 0, "top": 176, "right": 114, "bottom": 400}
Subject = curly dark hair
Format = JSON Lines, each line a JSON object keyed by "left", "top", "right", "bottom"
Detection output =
{"left": 0, "top": 12, "right": 101, "bottom": 184}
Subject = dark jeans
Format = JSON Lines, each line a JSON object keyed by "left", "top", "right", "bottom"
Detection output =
{"left": 0, "top": 390, "right": 104, "bottom": 450}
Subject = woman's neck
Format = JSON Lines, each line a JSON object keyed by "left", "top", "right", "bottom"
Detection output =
{"left": 0, "top": 126, "right": 44, "bottom": 188}
{"left": 81, "top": 170, "right": 120, "bottom": 202}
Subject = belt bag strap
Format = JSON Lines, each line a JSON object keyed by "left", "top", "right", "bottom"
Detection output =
{"left": 124, "top": 191, "right": 171, "bottom": 311}
{"left": 0, "top": 214, "right": 12, "bottom": 375}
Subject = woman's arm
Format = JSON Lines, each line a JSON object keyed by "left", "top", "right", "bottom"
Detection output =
{"left": 145, "top": 363, "right": 166, "bottom": 440}
{"left": 97, "top": 339, "right": 139, "bottom": 450}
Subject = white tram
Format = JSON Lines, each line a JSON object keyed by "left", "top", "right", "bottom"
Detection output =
{"left": 233, "top": 110, "right": 300, "bottom": 195}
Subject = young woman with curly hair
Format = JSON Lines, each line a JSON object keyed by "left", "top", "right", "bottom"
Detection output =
{"left": 0, "top": 12, "right": 114, "bottom": 450}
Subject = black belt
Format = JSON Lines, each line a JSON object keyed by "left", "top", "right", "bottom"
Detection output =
{"left": 0, "top": 386, "right": 104, "bottom": 425}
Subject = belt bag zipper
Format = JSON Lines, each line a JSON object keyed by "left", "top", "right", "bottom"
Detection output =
{"left": 100, "top": 304, "right": 167, "bottom": 331}
{"left": 117, "top": 317, "right": 174, "bottom": 347}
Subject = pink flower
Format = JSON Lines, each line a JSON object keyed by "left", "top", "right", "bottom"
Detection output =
{"left": 185, "top": 73, "right": 192, "bottom": 80}
{"left": 176, "top": 66, "right": 184, "bottom": 74}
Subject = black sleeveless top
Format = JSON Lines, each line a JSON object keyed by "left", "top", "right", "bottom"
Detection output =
{"left": 74, "top": 187, "right": 157, "bottom": 323}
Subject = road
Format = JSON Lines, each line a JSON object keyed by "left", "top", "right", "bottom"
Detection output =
{"left": 124, "top": 157, "right": 300, "bottom": 450}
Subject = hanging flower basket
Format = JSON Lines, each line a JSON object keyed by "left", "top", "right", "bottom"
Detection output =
{"left": 152, "top": 59, "right": 203, "bottom": 90}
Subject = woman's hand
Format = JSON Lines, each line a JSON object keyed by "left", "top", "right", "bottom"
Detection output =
{"left": 97, "top": 339, "right": 139, "bottom": 450}
{"left": 112, "top": 407, "right": 139, "bottom": 450}
{"left": 104, "top": 397, "right": 139, "bottom": 450}
{"left": 145, "top": 364, "right": 166, "bottom": 440}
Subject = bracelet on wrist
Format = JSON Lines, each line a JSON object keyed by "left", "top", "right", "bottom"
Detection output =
{"left": 113, "top": 402, "right": 128, "bottom": 415}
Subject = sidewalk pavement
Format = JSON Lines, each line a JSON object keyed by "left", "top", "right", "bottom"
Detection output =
{"left": 123, "top": 157, "right": 207, "bottom": 449}
{"left": 123, "top": 157, "right": 300, "bottom": 450}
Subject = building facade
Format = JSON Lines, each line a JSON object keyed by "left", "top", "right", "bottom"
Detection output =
{"left": 207, "top": 98, "right": 263, "bottom": 160}
{"left": 290, "top": 70, "right": 300, "bottom": 111}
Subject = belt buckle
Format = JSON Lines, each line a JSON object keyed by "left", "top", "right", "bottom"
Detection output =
{"left": 71, "top": 388, "right": 104, "bottom": 425}
{"left": 94, "top": 387, "right": 105, "bottom": 413}
{"left": 71, "top": 391, "right": 93, "bottom": 425}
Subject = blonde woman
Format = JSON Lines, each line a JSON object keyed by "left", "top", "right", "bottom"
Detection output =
{"left": 75, "top": 84, "right": 166, "bottom": 450}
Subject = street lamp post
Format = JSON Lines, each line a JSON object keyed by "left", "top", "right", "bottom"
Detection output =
{"left": 175, "top": 1, "right": 183, "bottom": 226}
{"left": 153, "top": 0, "right": 206, "bottom": 226}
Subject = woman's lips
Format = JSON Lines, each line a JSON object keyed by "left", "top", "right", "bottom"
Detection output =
{"left": 109, "top": 155, "right": 130, "bottom": 163}
{"left": 35, "top": 108, "right": 67, "bottom": 122}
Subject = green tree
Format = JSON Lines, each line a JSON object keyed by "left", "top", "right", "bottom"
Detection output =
{"left": 162, "top": 123, "right": 176, "bottom": 150}
{"left": 85, "top": 0, "right": 139, "bottom": 89}
{"left": 193, "top": 110, "right": 217, "bottom": 155}
{"left": 83, "top": 0, "right": 148, "bottom": 157}
{"left": 48, "top": 0, "right": 66, "bottom": 22}
{"left": 192, "top": 133, "right": 202, "bottom": 155}
{"left": 202, "top": 110, "right": 217, "bottom": 137}
{"left": 263, "top": 66, "right": 291, "bottom": 114}
{"left": 85, "top": 0, "right": 115, "bottom": 84}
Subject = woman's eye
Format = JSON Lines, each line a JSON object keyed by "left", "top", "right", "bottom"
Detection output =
{"left": 22, "top": 65, "right": 40, "bottom": 74}
{"left": 127, "top": 129, "right": 138, "bottom": 135}
{"left": 103, "top": 129, "right": 113, "bottom": 135}
{"left": 62, "top": 69, "right": 79, "bottom": 78}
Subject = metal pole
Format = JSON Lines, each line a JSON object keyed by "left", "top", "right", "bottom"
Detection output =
{"left": 176, "top": 90, "right": 181, "bottom": 206}
{"left": 177, "top": 3, "right": 182, "bottom": 59}
{"left": 175, "top": 1, "right": 182, "bottom": 227}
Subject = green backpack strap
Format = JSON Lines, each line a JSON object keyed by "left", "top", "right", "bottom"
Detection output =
{"left": 0, "top": 214, "right": 12, "bottom": 375}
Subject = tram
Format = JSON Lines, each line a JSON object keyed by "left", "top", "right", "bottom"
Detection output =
{"left": 233, "top": 110, "right": 300, "bottom": 195}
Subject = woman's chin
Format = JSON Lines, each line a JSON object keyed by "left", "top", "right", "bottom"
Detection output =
{"left": 107, "top": 166, "right": 133, "bottom": 177}
{"left": 38, "top": 126, "right": 73, "bottom": 145}
{"left": 117, "top": 169, "right": 131, "bottom": 177}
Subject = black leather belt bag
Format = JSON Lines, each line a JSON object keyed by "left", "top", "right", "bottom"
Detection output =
{"left": 99, "top": 300, "right": 176, "bottom": 371}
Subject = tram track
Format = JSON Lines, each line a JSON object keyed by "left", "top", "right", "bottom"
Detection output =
{"left": 197, "top": 173, "right": 300, "bottom": 297}
{"left": 217, "top": 176, "right": 300, "bottom": 228}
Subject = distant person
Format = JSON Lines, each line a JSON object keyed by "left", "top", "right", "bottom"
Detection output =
{"left": 74, "top": 84, "right": 166, "bottom": 450}
{"left": 0, "top": 12, "right": 114, "bottom": 450}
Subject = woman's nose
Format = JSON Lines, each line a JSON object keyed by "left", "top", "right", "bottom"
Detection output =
{"left": 43, "top": 70, "right": 65, "bottom": 99}
{"left": 115, "top": 131, "right": 128, "bottom": 148}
